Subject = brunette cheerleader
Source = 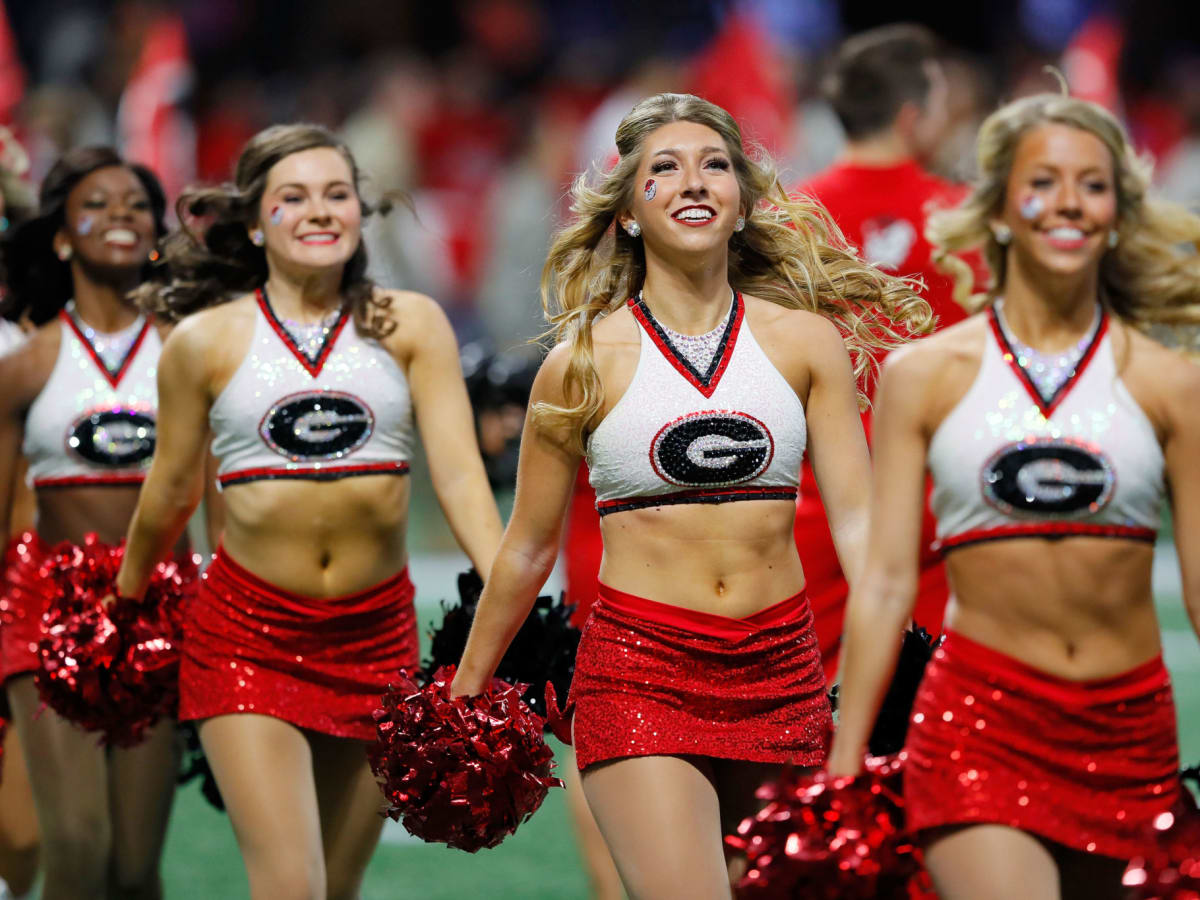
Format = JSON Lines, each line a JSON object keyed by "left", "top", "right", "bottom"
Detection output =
{"left": 452, "top": 93, "right": 929, "bottom": 898}
{"left": 0, "top": 148, "right": 175, "bottom": 900}
{"left": 829, "top": 93, "right": 1200, "bottom": 899}
{"left": 112, "top": 124, "right": 503, "bottom": 900}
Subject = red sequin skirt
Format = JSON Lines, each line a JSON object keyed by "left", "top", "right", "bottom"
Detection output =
{"left": 180, "top": 549, "right": 418, "bottom": 741}
{"left": 569, "top": 585, "right": 831, "bottom": 770}
{"left": 904, "top": 630, "right": 1180, "bottom": 859}
{"left": 0, "top": 532, "right": 54, "bottom": 684}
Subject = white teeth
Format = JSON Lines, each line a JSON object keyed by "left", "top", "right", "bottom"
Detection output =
{"left": 1047, "top": 227, "right": 1086, "bottom": 240}
{"left": 300, "top": 234, "right": 337, "bottom": 243}
{"left": 103, "top": 228, "right": 138, "bottom": 244}
{"left": 674, "top": 209, "right": 714, "bottom": 221}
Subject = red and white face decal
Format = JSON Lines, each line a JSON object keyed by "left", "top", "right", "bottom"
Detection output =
{"left": 643, "top": 179, "right": 656, "bottom": 202}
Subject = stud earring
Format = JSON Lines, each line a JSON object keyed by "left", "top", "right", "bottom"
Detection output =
{"left": 625, "top": 221, "right": 641, "bottom": 238}
{"left": 250, "top": 229, "right": 265, "bottom": 247}
{"left": 1107, "top": 229, "right": 1119, "bottom": 249}
{"left": 733, "top": 215, "right": 745, "bottom": 233}
{"left": 991, "top": 223, "right": 1012, "bottom": 246}
{"left": 56, "top": 245, "right": 73, "bottom": 261}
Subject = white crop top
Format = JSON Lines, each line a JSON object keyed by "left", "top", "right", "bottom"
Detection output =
{"left": 23, "top": 310, "right": 160, "bottom": 488}
{"left": 210, "top": 290, "right": 414, "bottom": 488}
{"left": 586, "top": 293, "right": 806, "bottom": 516}
{"left": 928, "top": 307, "right": 1164, "bottom": 552}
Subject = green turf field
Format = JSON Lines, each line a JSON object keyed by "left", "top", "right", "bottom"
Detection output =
{"left": 152, "top": 553, "right": 1199, "bottom": 900}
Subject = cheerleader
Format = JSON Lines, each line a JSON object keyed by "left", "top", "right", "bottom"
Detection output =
{"left": 452, "top": 93, "right": 928, "bottom": 898}
{"left": 0, "top": 148, "right": 175, "bottom": 900}
{"left": 113, "top": 124, "right": 503, "bottom": 900}
{"left": 828, "top": 93, "right": 1200, "bottom": 899}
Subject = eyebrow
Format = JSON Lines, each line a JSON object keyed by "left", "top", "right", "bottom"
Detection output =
{"left": 1031, "top": 164, "right": 1109, "bottom": 177}
{"left": 271, "top": 181, "right": 354, "bottom": 191}
{"left": 652, "top": 146, "right": 729, "bottom": 158}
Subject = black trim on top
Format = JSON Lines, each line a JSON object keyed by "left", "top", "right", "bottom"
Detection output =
{"left": 219, "top": 462, "right": 411, "bottom": 488}
{"left": 597, "top": 486, "right": 797, "bottom": 517}
{"left": 630, "top": 291, "right": 742, "bottom": 395}
{"left": 256, "top": 287, "right": 350, "bottom": 376}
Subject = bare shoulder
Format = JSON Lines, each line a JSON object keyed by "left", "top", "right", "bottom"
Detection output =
{"left": 374, "top": 289, "right": 454, "bottom": 359}
{"left": 1120, "top": 324, "right": 1200, "bottom": 430}
{"left": 744, "top": 294, "right": 840, "bottom": 345}
{"left": 166, "top": 294, "right": 255, "bottom": 354}
{"left": 0, "top": 319, "right": 61, "bottom": 411}
{"left": 591, "top": 303, "right": 639, "bottom": 348}
{"left": 885, "top": 312, "right": 988, "bottom": 379}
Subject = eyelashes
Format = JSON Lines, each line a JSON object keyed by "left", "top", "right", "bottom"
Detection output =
{"left": 649, "top": 158, "right": 731, "bottom": 174}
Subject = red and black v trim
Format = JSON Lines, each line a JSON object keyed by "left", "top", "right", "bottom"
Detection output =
{"left": 989, "top": 305, "right": 1109, "bottom": 418}
{"left": 256, "top": 287, "right": 350, "bottom": 377}
{"left": 629, "top": 291, "right": 743, "bottom": 398}
{"left": 60, "top": 310, "right": 152, "bottom": 389}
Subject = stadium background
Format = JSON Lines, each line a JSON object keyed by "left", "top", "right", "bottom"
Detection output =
{"left": 1, "top": 0, "right": 1197, "bottom": 896}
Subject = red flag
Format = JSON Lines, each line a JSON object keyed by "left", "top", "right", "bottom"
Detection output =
{"left": 1061, "top": 15, "right": 1124, "bottom": 114}
{"left": 0, "top": 3, "right": 26, "bottom": 125}
{"left": 687, "top": 12, "right": 794, "bottom": 157}
{"left": 117, "top": 13, "right": 195, "bottom": 202}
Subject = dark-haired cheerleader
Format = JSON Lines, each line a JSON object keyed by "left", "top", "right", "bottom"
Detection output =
{"left": 112, "top": 124, "right": 502, "bottom": 900}
{"left": 829, "top": 93, "right": 1200, "bottom": 900}
{"left": 0, "top": 148, "right": 178, "bottom": 900}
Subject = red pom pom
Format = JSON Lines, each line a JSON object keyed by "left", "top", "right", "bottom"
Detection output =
{"left": 726, "top": 754, "right": 926, "bottom": 899}
{"left": 368, "top": 665, "right": 563, "bottom": 852}
{"left": 35, "top": 535, "right": 198, "bottom": 747}
{"left": 1123, "top": 771, "right": 1200, "bottom": 900}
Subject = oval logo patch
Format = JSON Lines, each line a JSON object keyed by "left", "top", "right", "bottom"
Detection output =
{"left": 259, "top": 391, "right": 374, "bottom": 461}
{"left": 67, "top": 409, "right": 156, "bottom": 468}
{"left": 651, "top": 411, "right": 774, "bottom": 487}
{"left": 982, "top": 438, "right": 1113, "bottom": 517}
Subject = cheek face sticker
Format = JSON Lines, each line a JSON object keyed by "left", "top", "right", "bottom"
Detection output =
{"left": 1019, "top": 193, "right": 1044, "bottom": 221}
{"left": 269, "top": 205, "right": 284, "bottom": 226}
{"left": 76, "top": 215, "right": 94, "bottom": 236}
{"left": 643, "top": 179, "right": 656, "bottom": 202}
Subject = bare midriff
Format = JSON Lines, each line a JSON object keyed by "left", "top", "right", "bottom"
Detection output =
{"left": 944, "top": 535, "right": 1161, "bottom": 680}
{"left": 36, "top": 485, "right": 182, "bottom": 553}
{"left": 598, "top": 498, "right": 805, "bottom": 619}
{"left": 219, "top": 472, "right": 410, "bottom": 597}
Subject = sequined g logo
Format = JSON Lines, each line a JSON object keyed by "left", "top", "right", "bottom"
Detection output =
{"left": 259, "top": 391, "right": 374, "bottom": 461}
{"left": 982, "top": 438, "right": 1114, "bottom": 517}
{"left": 67, "top": 409, "right": 156, "bottom": 467}
{"left": 651, "top": 411, "right": 774, "bottom": 487}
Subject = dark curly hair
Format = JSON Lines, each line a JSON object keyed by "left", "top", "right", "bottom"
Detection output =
{"left": 139, "top": 123, "right": 395, "bottom": 337}
{"left": 0, "top": 147, "right": 168, "bottom": 324}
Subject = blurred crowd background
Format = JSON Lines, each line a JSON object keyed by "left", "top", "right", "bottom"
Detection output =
{"left": 2, "top": 0, "right": 1199, "bottom": 353}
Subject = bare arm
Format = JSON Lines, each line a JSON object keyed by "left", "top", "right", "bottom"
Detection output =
{"left": 401, "top": 294, "right": 504, "bottom": 579}
{"left": 825, "top": 347, "right": 934, "bottom": 775}
{"left": 0, "top": 338, "right": 52, "bottom": 547}
{"left": 450, "top": 345, "right": 581, "bottom": 696}
{"left": 804, "top": 317, "right": 873, "bottom": 587}
{"left": 202, "top": 448, "right": 224, "bottom": 553}
{"left": 115, "top": 320, "right": 214, "bottom": 598}
{"left": 1163, "top": 356, "right": 1200, "bottom": 642}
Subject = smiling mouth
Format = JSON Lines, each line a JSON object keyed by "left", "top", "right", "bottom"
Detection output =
{"left": 672, "top": 206, "right": 716, "bottom": 226}
{"left": 102, "top": 228, "right": 140, "bottom": 247}
{"left": 1041, "top": 226, "right": 1091, "bottom": 248}
{"left": 298, "top": 233, "right": 339, "bottom": 245}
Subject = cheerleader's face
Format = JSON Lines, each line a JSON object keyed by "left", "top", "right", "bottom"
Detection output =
{"left": 57, "top": 166, "right": 156, "bottom": 272}
{"left": 258, "top": 147, "right": 363, "bottom": 272}
{"left": 996, "top": 123, "right": 1118, "bottom": 278}
{"left": 621, "top": 120, "right": 742, "bottom": 256}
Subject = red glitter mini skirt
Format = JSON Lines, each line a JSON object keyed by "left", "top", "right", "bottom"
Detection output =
{"left": 180, "top": 548, "right": 418, "bottom": 741}
{"left": 569, "top": 584, "right": 831, "bottom": 770}
{"left": 0, "top": 532, "right": 54, "bottom": 683}
{"left": 904, "top": 630, "right": 1179, "bottom": 859}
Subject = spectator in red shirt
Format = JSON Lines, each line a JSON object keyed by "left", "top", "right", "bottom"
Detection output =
{"left": 794, "top": 24, "right": 980, "bottom": 681}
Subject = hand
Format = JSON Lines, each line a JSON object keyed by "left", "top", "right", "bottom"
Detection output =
{"left": 448, "top": 668, "right": 486, "bottom": 699}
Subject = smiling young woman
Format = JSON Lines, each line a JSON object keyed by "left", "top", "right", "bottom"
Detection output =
{"left": 114, "top": 124, "right": 503, "bottom": 900}
{"left": 450, "top": 93, "right": 930, "bottom": 898}
{"left": 828, "top": 94, "right": 1200, "bottom": 899}
{"left": 0, "top": 148, "right": 176, "bottom": 900}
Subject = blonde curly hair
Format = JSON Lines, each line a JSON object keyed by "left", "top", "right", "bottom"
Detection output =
{"left": 535, "top": 92, "right": 933, "bottom": 452}
{"left": 927, "top": 93, "right": 1200, "bottom": 351}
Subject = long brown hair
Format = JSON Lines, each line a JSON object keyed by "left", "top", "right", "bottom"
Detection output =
{"left": 137, "top": 123, "right": 395, "bottom": 337}
{"left": 535, "top": 92, "right": 933, "bottom": 452}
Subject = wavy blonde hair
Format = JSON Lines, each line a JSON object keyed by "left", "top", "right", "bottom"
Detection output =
{"left": 927, "top": 93, "right": 1200, "bottom": 345}
{"left": 535, "top": 92, "right": 933, "bottom": 451}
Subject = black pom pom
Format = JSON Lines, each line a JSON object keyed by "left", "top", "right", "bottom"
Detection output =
{"left": 177, "top": 721, "right": 225, "bottom": 812}
{"left": 424, "top": 570, "right": 582, "bottom": 721}
{"left": 867, "top": 623, "right": 939, "bottom": 757}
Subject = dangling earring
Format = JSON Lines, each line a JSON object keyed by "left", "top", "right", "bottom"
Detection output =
{"left": 1107, "top": 229, "right": 1119, "bottom": 249}
{"left": 56, "top": 245, "right": 73, "bottom": 261}
{"left": 250, "top": 229, "right": 265, "bottom": 247}
{"left": 991, "top": 223, "right": 1012, "bottom": 246}
{"left": 733, "top": 215, "right": 745, "bottom": 233}
{"left": 625, "top": 221, "right": 641, "bottom": 238}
